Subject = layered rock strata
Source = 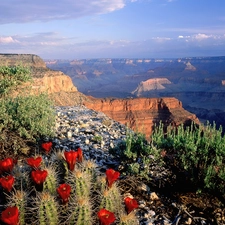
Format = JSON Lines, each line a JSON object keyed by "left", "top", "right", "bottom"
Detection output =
{"left": 84, "top": 97, "right": 199, "bottom": 138}
{"left": 0, "top": 54, "right": 77, "bottom": 94}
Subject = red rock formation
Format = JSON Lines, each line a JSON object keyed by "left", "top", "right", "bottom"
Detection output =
{"left": 84, "top": 97, "right": 199, "bottom": 138}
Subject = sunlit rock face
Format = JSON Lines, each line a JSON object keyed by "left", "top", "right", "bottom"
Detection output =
{"left": 132, "top": 78, "right": 171, "bottom": 97}
{"left": 84, "top": 97, "right": 199, "bottom": 138}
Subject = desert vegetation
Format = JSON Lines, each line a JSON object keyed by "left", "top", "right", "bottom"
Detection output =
{"left": 1, "top": 65, "right": 225, "bottom": 224}
{"left": 110, "top": 121, "right": 225, "bottom": 197}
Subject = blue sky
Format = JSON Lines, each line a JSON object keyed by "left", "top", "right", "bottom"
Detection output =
{"left": 0, "top": 0, "right": 225, "bottom": 59}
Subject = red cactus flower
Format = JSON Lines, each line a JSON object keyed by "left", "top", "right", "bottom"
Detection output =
{"left": 105, "top": 168, "right": 120, "bottom": 188}
{"left": 77, "top": 147, "right": 83, "bottom": 162}
{"left": 0, "top": 175, "right": 15, "bottom": 192}
{"left": 41, "top": 142, "right": 52, "bottom": 153}
{"left": 97, "top": 208, "right": 116, "bottom": 225}
{"left": 57, "top": 183, "right": 71, "bottom": 204}
{"left": 0, "top": 157, "right": 14, "bottom": 173}
{"left": 26, "top": 156, "right": 42, "bottom": 169}
{"left": 1, "top": 206, "right": 19, "bottom": 225}
{"left": 64, "top": 150, "right": 78, "bottom": 171}
{"left": 31, "top": 170, "right": 48, "bottom": 185}
{"left": 124, "top": 197, "right": 139, "bottom": 214}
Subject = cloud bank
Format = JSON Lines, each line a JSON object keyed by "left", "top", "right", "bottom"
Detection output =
{"left": 0, "top": 0, "right": 126, "bottom": 24}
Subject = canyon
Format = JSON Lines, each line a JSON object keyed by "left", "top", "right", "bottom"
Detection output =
{"left": 0, "top": 54, "right": 200, "bottom": 137}
{"left": 46, "top": 57, "right": 225, "bottom": 129}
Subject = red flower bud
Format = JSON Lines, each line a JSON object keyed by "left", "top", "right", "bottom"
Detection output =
{"left": 97, "top": 208, "right": 116, "bottom": 225}
{"left": 26, "top": 156, "right": 42, "bottom": 169}
{"left": 105, "top": 168, "right": 120, "bottom": 188}
{"left": 57, "top": 183, "right": 71, "bottom": 204}
{"left": 124, "top": 197, "right": 139, "bottom": 214}
{"left": 0, "top": 158, "right": 14, "bottom": 173}
{"left": 0, "top": 175, "right": 15, "bottom": 192}
{"left": 41, "top": 142, "right": 52, "bottom": 153}
{"left": 77, "top": 147, "right": 83, "bottom": 162}
{"left": 64, "top": 150, "right": 78, "bottom": 171}
{"left": 1, "top": 206, "right": 19, "bottom": 225}
{"left": 31, "top": 170, "right": 48, "bottom": 185}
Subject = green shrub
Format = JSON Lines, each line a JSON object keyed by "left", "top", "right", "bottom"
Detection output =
{"left": 111, "top": 120, "right": 225, "bottom": 197}
{"left": 92, "top": 135, "right": 103, "bottom": 143}
{"left": 151, "top": 121, "right": 225, "bottom": 195}
{"left": 0, "top": 65, "right": 55, "bottom": 140}
{"left": 110, "top": 131, "right": 163, "bottom": 180}
{"left": 0, "top": 65, "right": 31, "bottom": 97}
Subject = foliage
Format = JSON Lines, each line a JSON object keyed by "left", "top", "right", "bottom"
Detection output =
{"left": 110, "top": 131, "right": 163, "bottom": 180}
{"left": 111, "top": 120, "right": 225, "bottom": 196}
{"left": 0, "top": 65, "right": 55, "bottom": 140}
{"left": 0, "top": 65, "right": 31, "bottom": 97}
{"left": 151, "top": 121, "right": 225, "bottom": 195}
{"left": 92, "top": 135, "right": 103, "bottom": 143}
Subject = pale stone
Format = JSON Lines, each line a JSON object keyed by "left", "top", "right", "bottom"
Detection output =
{"left": 149, "top": 192, "right": 159, "bottom": 201}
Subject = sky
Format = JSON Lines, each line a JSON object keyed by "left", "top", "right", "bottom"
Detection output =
{"left": 0, "top": 0, "right": 225, "bottom": 59}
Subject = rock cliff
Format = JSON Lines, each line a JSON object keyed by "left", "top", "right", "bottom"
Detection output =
{"left": 0, "top": 54, "right": 77, "bottom": 93}
{"left": 84, "top": 97, "right": 200, "bottom": 138}
{"left": 132, "top": 78, "right": 171, "bottom": 97}
{"left": 0, "top": 54, "right": 88, "bottom": 105}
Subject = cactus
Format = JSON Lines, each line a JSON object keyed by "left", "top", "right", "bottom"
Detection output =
{"left": 65, "top": 164, "right": 93, "bottom": 224}
{"left": 6, "top": 190, "right": 27, "bottom": 225}
{"left": 35, "top": 192, "right": 59, "bottom": 225}
{"left": 100, "top": 184, "right": 123, "bottom": 215}
{"left": 76, "top": 198, "right": 92, "bottom": 225}
{"left": 119, "top": 212, "right": 138, "bottom": 225}
{"left": 0, "top": 153, "right": 139, "bottom": 225}
{"left": 43, "top": 165, "right": 58, "bottom": 195}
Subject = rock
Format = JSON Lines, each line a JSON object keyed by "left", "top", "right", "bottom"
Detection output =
{"left": 0, "top": 54, "right": 88, "bottom": 106}
{"left": 84, "top": 97, "right": 199, "bottom": 138}
{"left": 149, "top": 192, "right": 159, "bottom": 201}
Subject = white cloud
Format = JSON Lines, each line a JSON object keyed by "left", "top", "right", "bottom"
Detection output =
{"left": 0, "top": 36, "right": 19, "bottom": 44}
{"left": 193, "top": 33, "right": 212, "bottom": 40}
{"left": 0, "top": 0, "right": 126, "bottom": 24}
{"left": 152, "top": 37, "right": 171, "bottom": 42}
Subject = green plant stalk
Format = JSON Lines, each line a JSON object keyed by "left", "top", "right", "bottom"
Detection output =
{"left": 100, "top": 185, "right": 123, "bottom": 214}
{"left": 39, "top": 203, "right": 46, "bottom": 225}
{"left": 44, "top": 200, "right": 58, "bottom": 224}
{"left": 76, "top": 177, "right": 90, "bottom": 199}
{"left": 43, "top": 167, "right": 58, "bottom": 195}
{"left": 37, "top": 192, "right": 59, "bottom": 225}
{"left": 76, "top": 204, "right": 92, "bottom": 225}
{"left": 7, "top": 190, "right": 27, "bottom": 225}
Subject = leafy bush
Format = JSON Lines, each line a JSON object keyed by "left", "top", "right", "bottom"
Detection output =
{"left": 111, "top": 120, "right": 225, "bottom": 197}
{"left": 151, "top": 121, "right": 225, "bottom": 195}
{"left": 110, "top": 131, "right": 163, "bottom": 180}
{"left": 0, "top": 65, "right": 31, "bottom": 97}
{"left": 0, "top": 65, "right": 55, "bottom": 140}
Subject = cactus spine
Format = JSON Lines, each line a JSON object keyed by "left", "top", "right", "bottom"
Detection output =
{"left": 66, "top": 164, "right": 93, "bottom": 225}
{"left": 43, "top": 166, "right": 58, "bottom": 195}
{"left": 7, "top": 190, "right": 27, "bottom": 225}
{"left": 36, "top": 192, "right": 59, "bottom": 225}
